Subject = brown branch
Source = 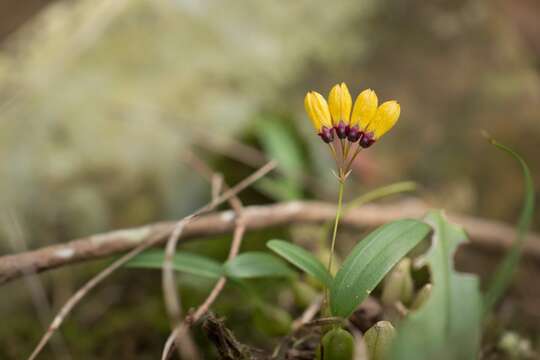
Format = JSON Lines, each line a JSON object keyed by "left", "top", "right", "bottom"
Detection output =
{"left": 26, "top": 161, "right": 276, "bottom": 360}
{"left": 2, "top": 199, "right": 539, "bottom": 286}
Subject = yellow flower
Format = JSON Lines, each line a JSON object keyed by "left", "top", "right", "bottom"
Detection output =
{"left": 304, "top": 83, "right": 400, "bottom": 148}
{"left": 365, "top": 101, "right": 401, "bottom": 139}
{"left": 350, "top": 89, "right": 378, "bottom": 129}
{"left": 328, "top": 83, "right": 352, "bottom": 138}
{"left": 304, "top": 91, "right": 334, "bottom": 142}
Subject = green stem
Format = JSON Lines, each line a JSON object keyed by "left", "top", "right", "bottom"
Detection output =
{"left": 327, "top": 180, "right": 345, "bottom": 275}
{"left": 324, "top": 180, "right": 345, "bottom": 314}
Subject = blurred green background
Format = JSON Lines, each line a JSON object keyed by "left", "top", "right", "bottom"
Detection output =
{"left": 0, "top": 0, "right": 538, "bottom": 358}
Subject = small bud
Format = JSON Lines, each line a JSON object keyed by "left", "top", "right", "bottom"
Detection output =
{"left": 364, "top": 321, "right": 396, "bottom": 360}
{"left": 318, "top": 126, "right": 335, "bottom": 143}
{"left": 317, "top": 328, "right": 355, "bottom": 360}
{"left": 381, "top": 258, "right": 414, "bottom": 306}
{"left": 410, "top": 283, "right": 432, "bottom": 311}
{"left": 359, "top": 132, "right": 375, "bottom": 148}
{"left": 347, "top": 126, "right": 362, "bottom": 142}
{"left": 335, "top": 121, "right": 348, "bottom": 139}
{"left": 253, "top": 304, "right": 292, "bottom": 337}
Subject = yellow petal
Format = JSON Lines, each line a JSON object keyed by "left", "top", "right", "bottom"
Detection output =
{"left": 304, "top": 91, "right": 332, "bottom": 131}
{"left": 328, "top": 82, "right": 352, "bottom": 126}
{"left": 367, "top": 101, "right": 400, "bottom": 139}
{"left": 351, "top": 89, "right": 378, "bottom": 129}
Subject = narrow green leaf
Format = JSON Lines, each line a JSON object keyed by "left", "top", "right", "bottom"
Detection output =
{"left": 125, "top": 250, "right": 223, "bottom": 279}
{"left": 267, "top": 239, "right": 333, "bottom": 288}
{"left": 390, "top": 211, "right": 482, "bottom": 360}
{"left": 483, "top": 137, "right": 535, "bottom": 314}
{"left": 331, "top": 219, "right": 431, "bottom": 318}
{"left": 223, "top": 252, "right": 296, "bottom": 279}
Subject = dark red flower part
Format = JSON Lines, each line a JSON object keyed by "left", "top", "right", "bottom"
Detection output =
{"left": 318, "top": 126, "right": 335, "bottom": 143}
{"left": 347, "top": 126, "right": 362, "bottom": 142}
{"left": 335, "top": 121, "right": 348, "bottom": 139}
{"left": 359, "top": 132, "right": 376, "bottom": 148}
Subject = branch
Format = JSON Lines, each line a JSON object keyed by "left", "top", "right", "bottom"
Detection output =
{"left": 2, "top": 199, "right": 539, "bottom": 286}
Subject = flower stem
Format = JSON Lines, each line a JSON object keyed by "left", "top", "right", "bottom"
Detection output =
{"left": 324, "top": 179, "right": 345, "bottom": 314}
{"left": 327, "top": 180, "right": 345, "bottom": 276}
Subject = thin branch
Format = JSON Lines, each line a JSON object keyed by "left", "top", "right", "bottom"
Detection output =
{"left": 3, "top": 199, "right": 540, "bottom": 286}
{"left": 26, "top": 161, "right": 276, "bottom": 360}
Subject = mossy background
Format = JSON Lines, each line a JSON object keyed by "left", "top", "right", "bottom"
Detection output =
{"left": 0, "top": 0, "right": 539, "bottom": 358}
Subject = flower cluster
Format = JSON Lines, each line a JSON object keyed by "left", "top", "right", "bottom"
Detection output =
{"left": 304, "top": 83, "right": 400, "bottom": 180}
{"left": 304, "top": 83, "right": 400, "bottom": 148}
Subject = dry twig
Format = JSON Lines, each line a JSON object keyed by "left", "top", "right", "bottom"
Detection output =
{"left": 4, "top": 199, "right": 540, "bottom": 286}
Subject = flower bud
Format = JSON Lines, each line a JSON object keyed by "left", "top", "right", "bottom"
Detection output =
{"left": 381, "top": 258, "right": 414, "bottom": 306}
{"left": 335, "top": 121, "right": 348, "bottom": 139}
{"left": 367, "top": 100, "right": 400, "bottom": 139}
{"left": 364, "top": 321, "right": 396, "bottom": 360}
{"left": 316, "top": 328, "right": 355, "bottom": 360}
{"left": 347, "top": 125, "right": 362, "bottom": 142}
{"left": 329, "top": 83, "right": 352, "bottom": 127}
{"left": 358, "top": 131, "right": 375, "bottom": 148}
{"left": 351, "top": 89, "right": 378, "bottom": 129}
{"left": 410, "top": 283, "right": 432, "bottom": 311}
{"left": 318, "top": 126, "right": 335, "bottom": 143}
{"left": 305, "top": 91, "right": 332, "bottom": 132}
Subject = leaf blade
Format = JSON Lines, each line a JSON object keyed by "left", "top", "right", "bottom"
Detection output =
{"left": 331, "top": 219, "right": 431, "bottom": 318}
{"left": 223, "top": 251, "right": 296, "bottom": 279}
{"left": 390, "top": 211, "right": 482, "bottom": 360}
{"left": 483, "top": 138, "right": 535, "bottom": 314}
{"left": 125, "top": 250, "right": 223, "bottom": 279}
{"left": 267, "top": 239, "right": 333, "bottom": 288}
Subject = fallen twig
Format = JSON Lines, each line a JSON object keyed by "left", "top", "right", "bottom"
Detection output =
{"left": 3, "top": 199, "right": 540, "bottom": 286}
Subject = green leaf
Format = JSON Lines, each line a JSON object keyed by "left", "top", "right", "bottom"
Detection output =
{"left": 390, "top": 211, "right": 482, "bottom": 360}
{"left": 267, "top": 239, "right": 333, "bottom": 288}
{"left": 125, "top": 250, "right": 223, "bottom": 279}
{"left": 223, "top": 252, "right": 296, "bottom": 279}
{"left": 330, "top": 219, "right": 431, "bottom": 318}
{"left": 483, "top": 137, "right": 535, "bottom": 314}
